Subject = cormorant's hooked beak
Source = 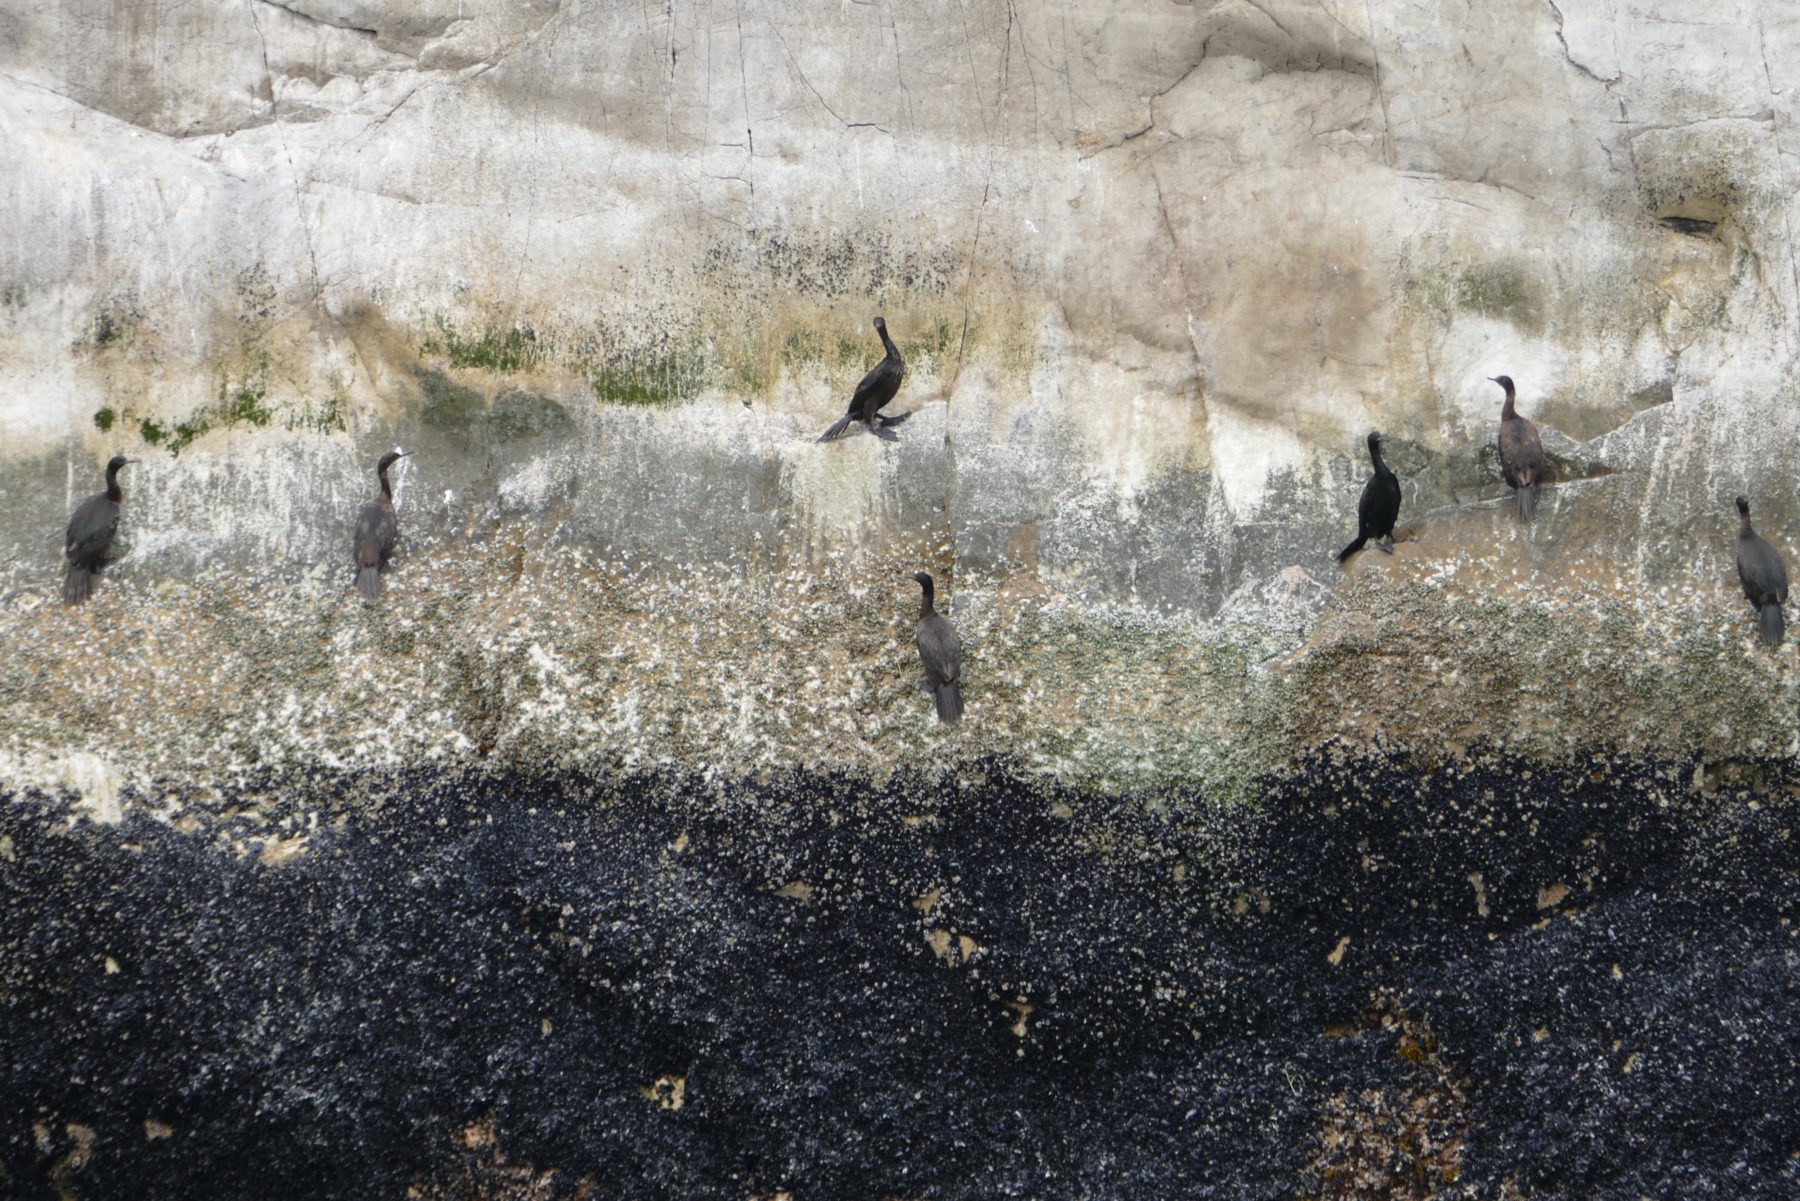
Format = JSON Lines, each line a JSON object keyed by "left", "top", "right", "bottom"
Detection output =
{"left": 394, "top": 450, "right": 414, "bottom": 459}
{"left": 1486, "top": 376, "right": 1501, "bottom": 383}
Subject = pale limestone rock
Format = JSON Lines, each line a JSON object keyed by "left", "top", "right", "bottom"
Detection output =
{"left": 2, "top": 0, "right": 1797, "bottom": 618}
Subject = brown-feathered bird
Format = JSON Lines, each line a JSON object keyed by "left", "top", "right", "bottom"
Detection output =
{"left": 1491, "top": 375, "right": 1545, "bottom": 522}
{"left": 819, "top": 316, "right": 909, "bottom": 442}
{"left": 912, "top": 571, "right": 963, "bottom": 724}
{"left": 63, "top": 454, "right": 133, "bottom": 605}
{"left": 353, "top": 450, "right": 411, "bottom": 602}
{"left": 1735, "top": 495, "right": 1788, "bottom": 646}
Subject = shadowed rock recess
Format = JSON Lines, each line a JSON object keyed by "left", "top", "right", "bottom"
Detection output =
{"left": 6, "top": 0, "right": 1800, "bottom": 1196}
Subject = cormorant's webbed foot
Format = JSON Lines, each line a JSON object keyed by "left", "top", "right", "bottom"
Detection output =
{"left": 1378, "top": 538, "right": 1395, "bottom": 554}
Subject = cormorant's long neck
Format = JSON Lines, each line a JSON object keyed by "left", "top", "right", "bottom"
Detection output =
{"left": 879, "top": 326, "right": 901, "bottom": 362}
{"left": 104, "top": 465, "right": 123, "bottom": 503}
{"left": 918, "top": 580, "right": 936, "bottom": 617}
{"left": 1369, "top": 441, "right": 1390, "bottom": 477}
{"left": 1741, "top": 510, "right": 1757, "bottom": 538}
{"left": 378, "top": 466, "right": 394, "bottom": 501}
{"left": 1500, "top": 390, "right": 1517, "bottom": 421}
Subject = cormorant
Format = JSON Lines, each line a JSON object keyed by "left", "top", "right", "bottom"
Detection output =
{"left": 1735, "top": 495, "right": 1788, "bottom": 646}
{"left": 354, "top": 450, "right": 411, "bottom": 602}
{"left": 1491, "top": 374, "right": 1545, "bottom": 522}
{"left": 912, "top": 571, "right": 963, "bottom": 724}
{"left": 1337, "top": 431, "right": 1401, "bottom": 563}
{"left": 62, "top": 454, "right": 133, "bottom": 605}
{"left": 819, "top": 316, "right": 910, "bottom": 442}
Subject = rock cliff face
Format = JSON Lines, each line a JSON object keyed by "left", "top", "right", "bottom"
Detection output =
{"left": 8, "top": 0, "right": 1800, "bottom": 590}
{"left": 6, "top": 0, "right": 1800, "bottom": 785}
{"left": 4, "top": 2, "right": 1800, "bottom": 1197}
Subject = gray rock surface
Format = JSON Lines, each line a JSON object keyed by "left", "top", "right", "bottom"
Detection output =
{"left": 5, "top": 1, "right": 1800, "bottom": 785}
{"left": 7, "top": 9, "right": 1800, "bottom": 1198}
{"left": 7, "top": 0, "right": 1800, "bottom": 593}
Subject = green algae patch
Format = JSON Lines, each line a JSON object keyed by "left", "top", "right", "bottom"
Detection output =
{"left": 413, "top": 309, "right": 710, "bottom": 408}
{"left": 770, "top": 317, "right": 964, "bottom": 377}
{"left": 104, "top": 339, "right": 331, "bottom": 454}
{"left": 286, "top": 386, "right": 349, "bottom": 435}
{"left": 421, "top": 317, "right": 545, "bottom": 375}
{"left": 152, "top": 375, "right": 275, "bottom": 455}
{"left": 586, "top": 354, "right": 704, "bottom": 407}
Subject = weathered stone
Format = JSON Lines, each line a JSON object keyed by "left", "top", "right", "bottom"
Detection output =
{"left": 5, "top": 2, "right": 1800, "bottom": 1196}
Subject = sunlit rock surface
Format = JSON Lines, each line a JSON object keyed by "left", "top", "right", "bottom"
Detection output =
{"left": 5, "top": 0, "right": 1800, "bottom": 1196}
{"left": 5, "top": 0, "right": 1800, "bottom": 782}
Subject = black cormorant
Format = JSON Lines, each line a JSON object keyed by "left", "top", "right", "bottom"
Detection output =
{"left": 354, "top": 450, "right": 411, "bottom": 602}
{"left": 1736, "top": 495, "right": 1788, "bottom": 646}
{"left": 1337, "top": 431, "right": 1401, "bottom": 563}
{"left": 62, "top": 454, "right": 132, "bottom": 605}
{"left": 912, "top": 571, "right": 963, "bottom": 724}
{"left": 1491, "top": 375, "right": 1545, "bottom": 522}
{"left": 819, "top": 316, "right": 909, "bottom": 442}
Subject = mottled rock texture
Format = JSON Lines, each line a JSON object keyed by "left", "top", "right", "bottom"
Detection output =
{"left": 6, "top": 0, "right": 1800, "bottom": 787}
{"left": 4, "top": 756, "right": 1798, "bottom": 1198}
{"left": 6, "top": 2, "right": 1800, "bottom": 1197}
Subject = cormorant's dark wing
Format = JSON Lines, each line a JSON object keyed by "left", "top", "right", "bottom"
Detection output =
{"left": 917, "top": 612, "right": 962, "bottom": 687}
{"left": 64, "top": 493, "right": 119, "bottom": 567}
{"left": 851, "top": 358, "right": 903, "bottom": 423}
{"left": 1740, "top": 536, "right": 1789, "bottom": 607}
{"left": 1498, "top": 418, "right": 1544, "bottom": 488}
{"left": 1354, "top": 475, "right": 1380, "bottom": 533}
{"left": 1366, "top": 473, "right": 1401, "bottom": 539}
{"left": 354, "top": 502, "right": 397, "bottom": 569}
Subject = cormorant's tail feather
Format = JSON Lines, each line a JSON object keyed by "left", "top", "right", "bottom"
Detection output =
{"left": 1759, "top": 602, "right": 1784, "bottom": 646}
{"left": 1336, "top": 535, "right": 1368, "bottom": 564}
{"left": 1516, "top": 483, "right": 1536, "bottom": 523}
{"left": 356, "top": 566, "right": 382, "bottom": 603}
{"left": 870, "top": 422, "right": 901, "bottom": 443}
{"left": 877, "top": 410, "right": 912, "bottom": 427}
{"left": 62, "top": 565, "right": 93, "bottom": 605}
{"left": 818, "top": 414, "right": 856, "bottom": 442}
{"left": 934, "top": 683, "right": 963, "bottom": 724}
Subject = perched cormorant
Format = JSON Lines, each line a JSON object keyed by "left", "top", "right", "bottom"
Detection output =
{"left": 353, "top": 450, "right": 411, "bottom": 602}
{"left": 819, "top": 316, "right": 910, "bottom": 442}
{"left": 1735, "top": 495, "right": 1788, "bottom": 647}
{"left": 1337, "top": 431, "right": 1401, "bottom": 563}
{"left": 1491, "top": 374, "right": 1545, "bottom": 522}
{"left": 912, "top": 571, "right": 963, "bottom": 724}
{"left": 62, "top": 454, "right": 133, "bottom": 605}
